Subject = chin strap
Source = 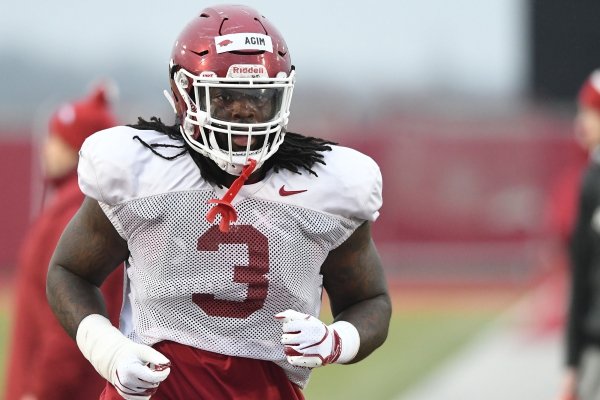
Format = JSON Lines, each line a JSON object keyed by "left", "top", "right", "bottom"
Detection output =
{"left": 163, "top": 90, "right": 177, "bottom": 114}
{"left": 206, "top": 158, "right": 257, "bottom": 233}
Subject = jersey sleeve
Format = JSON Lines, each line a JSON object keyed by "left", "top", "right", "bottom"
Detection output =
{"left": 77, "top": 126, "right": 135, "bottom": 205}
{"left": 357, "top": 154, "right": 382, "bottom": 222}
{"left": 78, "top": 126, "right": 204, "bottom": 205}
{"left": 313, "top": 146, "right": 383, "bottom": 222}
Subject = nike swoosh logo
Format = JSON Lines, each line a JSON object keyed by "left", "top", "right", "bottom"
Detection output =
{"left": 279, "top": 185, "right": 307, "bottom": 196}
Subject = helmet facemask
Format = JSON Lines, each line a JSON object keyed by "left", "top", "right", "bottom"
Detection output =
{"left": 173, "top": 66, "right": 295, "bottom": 175}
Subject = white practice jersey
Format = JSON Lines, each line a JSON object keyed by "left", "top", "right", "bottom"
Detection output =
{"left": 78, "top": 126, "right": 382, "bottom": 387}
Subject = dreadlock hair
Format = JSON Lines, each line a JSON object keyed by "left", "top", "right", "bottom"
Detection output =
{"left": 127, "top": 117, "right": 336, "bottom": 187}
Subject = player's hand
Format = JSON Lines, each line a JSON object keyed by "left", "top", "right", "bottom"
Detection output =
{"left": 76, "top": 314, "right": 171, "bottom": 400}
{"left": 274, "top": 309, "right": 360, "bottom": 368}
{"left": 111, "top": 342, "right": 171, "bottom": 400}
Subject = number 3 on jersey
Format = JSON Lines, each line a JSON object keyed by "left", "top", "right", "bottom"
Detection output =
{"left": 193, "top": 225, "right": 269, "bottom": 318}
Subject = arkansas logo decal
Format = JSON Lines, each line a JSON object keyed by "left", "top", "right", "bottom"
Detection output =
{"left": 218, "top": 39, "right": 234, "bottom": 47}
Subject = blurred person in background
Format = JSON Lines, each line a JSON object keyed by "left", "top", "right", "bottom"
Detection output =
{"left": 558, "top": 69, "right": 600, "bottom": 400}
{"left": 4, "top": 83, "right": 123, "bottom": 400}
{"left": 532, "top": 94, "right": 590, "bottom": 339}
{"left": 45, "top": 4, "right": 391, "bottom": 400}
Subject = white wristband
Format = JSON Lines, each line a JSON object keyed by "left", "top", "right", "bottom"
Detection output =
{"left": 76, "top": 314, "right": 127, "bottom": 382}
{"left": 77, "top": 314, "right": 172, "bottom": 400}
{"left": 330, "top": 321, "right": 360, "bottom": 364}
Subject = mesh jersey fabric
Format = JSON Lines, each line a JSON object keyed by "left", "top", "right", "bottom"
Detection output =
{"left": 78, "top": 126, "right": 382, "bottom": 388}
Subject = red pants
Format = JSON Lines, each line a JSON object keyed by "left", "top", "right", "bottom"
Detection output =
{"left": 100, "top": 341, "right": 304, "bottom": 400}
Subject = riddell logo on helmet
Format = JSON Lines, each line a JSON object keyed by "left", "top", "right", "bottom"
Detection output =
{"left": 227, "top": 64, "right": 268, "bottom": 79}
{"left": 232, "top": 66, "right": 265, "bottom": 75}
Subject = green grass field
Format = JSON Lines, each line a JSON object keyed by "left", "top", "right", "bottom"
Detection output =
{"left": 0, "top": 292, "right": 10, "bottom": 399}
{"left": 0, "top": 288, "right": 512, "bottom": 400}
{"left": 303, "top": 308, "right": 498, "bottom": 400}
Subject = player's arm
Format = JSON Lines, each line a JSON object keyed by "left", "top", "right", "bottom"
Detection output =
{"left": 47, "top": 196, "right": 128, "bottom": 338}
{"left": 276, "top": 221, "right": 391, "bottom": 367}
{"left": 47, "top": 196, "right": 171, "bottom": 400}
{"left": 321, "top": 220, "right": 391, "bottom": 362}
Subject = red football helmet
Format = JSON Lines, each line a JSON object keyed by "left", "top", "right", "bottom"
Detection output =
{"left": 167, "top": 4, "right": 295, "bottom": 175}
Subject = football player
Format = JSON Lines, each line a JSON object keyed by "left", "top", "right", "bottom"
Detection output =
{"left": 46, "top": 4, "right": 391, "bottom": 399}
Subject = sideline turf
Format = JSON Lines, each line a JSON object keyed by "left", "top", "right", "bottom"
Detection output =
{"left": 0, "top": 292, "right": 11, "bottom": 400}
{"left": 304, "top": 310, "right": 497, "bottom": 400}
{"left": 0, "top": 290, "right": 509, "bottom": 400}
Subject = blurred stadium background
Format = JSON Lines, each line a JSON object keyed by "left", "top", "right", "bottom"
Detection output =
{"left": 2, "top": 0, "right": 600, "bottom": 399}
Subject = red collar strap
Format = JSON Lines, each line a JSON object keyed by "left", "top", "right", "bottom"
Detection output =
{"left": 206, "top": 158, "right": 257, "bottom": 232}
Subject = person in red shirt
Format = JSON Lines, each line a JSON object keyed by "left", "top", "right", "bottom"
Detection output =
{"left": 4, "top": 83, "right": 123, "bottom": 400}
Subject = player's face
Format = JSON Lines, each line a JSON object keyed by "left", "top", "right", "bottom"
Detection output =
{"left": 209, "top": 87, "right": 281, "bottom": 151}
{"left": 575, "top": 106, "right": 600, "bottom": 151}
{"left": 211, "top": 88, "right": 278, "bottom": 123}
